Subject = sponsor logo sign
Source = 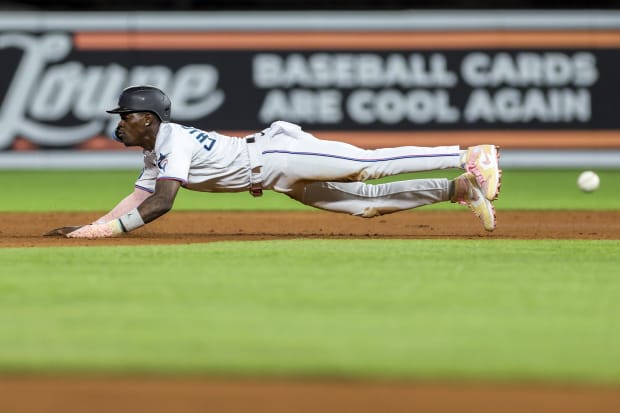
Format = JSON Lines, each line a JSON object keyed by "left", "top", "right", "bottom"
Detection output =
{"left": 1, "top": 27, "right": 620, "bottom": 149}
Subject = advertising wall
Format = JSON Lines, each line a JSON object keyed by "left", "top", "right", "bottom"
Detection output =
{"left": 1, "top": 11, "right": 620, "bottom": 167}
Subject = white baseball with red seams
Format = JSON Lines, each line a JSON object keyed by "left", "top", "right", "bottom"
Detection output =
{"left": 577, "top": 171, "right": 600, "bottom": 193}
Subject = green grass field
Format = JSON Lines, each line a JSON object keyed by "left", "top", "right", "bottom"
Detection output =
{"left": 1, "top": 169, "right": 620, "bottom": 384}
{"left": 3, "top": 169, "right": 619, "bottom": 211}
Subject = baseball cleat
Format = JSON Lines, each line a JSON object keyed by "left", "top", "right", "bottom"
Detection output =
{"left": 452, "top": 172, "right": 496, "bottom": 232}
{"left": 463, "top": 145, "right": 502, "bottom": 201}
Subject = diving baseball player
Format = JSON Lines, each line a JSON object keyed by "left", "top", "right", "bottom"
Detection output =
{"left": 45, "top": 85, "right": 501, "bottom": 238}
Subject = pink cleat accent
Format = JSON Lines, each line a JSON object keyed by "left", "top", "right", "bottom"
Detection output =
{"left": 452, "top": 172, "right": 496, "bottom": 232}
{"left": 463, "top": 145, "right": 502, "bottom": 201}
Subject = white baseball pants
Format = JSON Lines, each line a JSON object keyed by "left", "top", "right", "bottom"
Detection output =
{"left": 257, "top": 121, "right": 461, "bottom": 217}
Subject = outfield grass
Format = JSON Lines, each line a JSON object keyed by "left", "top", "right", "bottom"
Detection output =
{"left": 2, "top": 169, "right": 619, "bottom": 383}
{"left": 1, "top": 239, "right": 619, "bottom": 383}
{"left": 3, "top": 169, "right": 619, "bottom": 211}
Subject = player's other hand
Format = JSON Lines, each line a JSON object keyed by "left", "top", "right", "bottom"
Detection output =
{"left": 43, "top": 226, "right": 84, "bottom": 236}
{"left": 66, "top": 221, "right": 124, "bottom": 238}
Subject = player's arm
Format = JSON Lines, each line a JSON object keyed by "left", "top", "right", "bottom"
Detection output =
{"left": 61, "top": 179, "right": 181, "bottom": 238}
{"left": 136, "top": 179, "right": 181, "bottom": 224}
{"left": 93, "top": 187, "right": 153, "bottom": 224}
{"left": 43, "top": 186, "right": 153, "bottom": 237}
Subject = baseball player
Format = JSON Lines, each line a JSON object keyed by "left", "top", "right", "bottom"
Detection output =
{"left": 45, "top": 85, "right": 501, "bottom": 238}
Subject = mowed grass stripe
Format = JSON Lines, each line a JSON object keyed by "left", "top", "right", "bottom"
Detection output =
{"left": 1, "top": 239, "right": 619, "bottom": 383}
{"left": 3, "top": 169, "right": 620, "bottom": 211}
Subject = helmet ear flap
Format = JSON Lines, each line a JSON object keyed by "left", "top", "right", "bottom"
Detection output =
{"left": 162, "top": 101, "right": 171, "bottom": 122}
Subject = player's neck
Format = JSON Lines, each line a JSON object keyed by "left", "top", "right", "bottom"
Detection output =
{"left": 142, "top": 124, "right": 160, "bottom": 151}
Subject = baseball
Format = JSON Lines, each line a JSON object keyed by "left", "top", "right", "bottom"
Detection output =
{"left": 577, "top": 171, "right": 600, "bottom": 192}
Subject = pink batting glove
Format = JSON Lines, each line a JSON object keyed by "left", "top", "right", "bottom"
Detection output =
{"left": 66, "top": 220, "right": 124, "bottom": 238}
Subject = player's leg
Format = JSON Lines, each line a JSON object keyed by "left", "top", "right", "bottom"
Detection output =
{"left": 261, "top": 122, "right": 461, "bottom": 183}
{"left": 284, "top": 174, "right": 496, "bottom": 231}
{"left": 285, "top": 179, "right": 450, "bottom": 218}
{"left": 263, "top": 131, "right": 462, "bottom": 181}
{"left": 286, "top": 138, "right": 501, "bottom": 201}
{"left": 260, "top": 121, "right": 501, "bottom": 202}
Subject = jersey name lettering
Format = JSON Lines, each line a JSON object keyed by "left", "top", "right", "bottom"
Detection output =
{"left": 183, "top": 125, "right": 216, "bottom": 151}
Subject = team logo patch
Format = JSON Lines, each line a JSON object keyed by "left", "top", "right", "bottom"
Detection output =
{"left": 157, "top": 152, "right": 169, "bottom": 172}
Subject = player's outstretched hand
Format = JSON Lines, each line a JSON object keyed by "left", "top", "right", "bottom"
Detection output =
{"left": 43, "top": 226, "right": 84, "bottom": 236}
{"left": 66, "top": 221, "right": 124, "bottom": 238}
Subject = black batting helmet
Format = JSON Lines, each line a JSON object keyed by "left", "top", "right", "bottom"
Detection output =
{"left": 107, "top": 85, "right": 171, "bottom": 122}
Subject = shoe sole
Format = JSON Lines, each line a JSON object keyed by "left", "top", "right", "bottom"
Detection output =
{"left": 468, "top": 203, "right": 496, "bottom": 232}
{"left": 483, "top": 200, "right": 497, "bottom": 232}
{"left": 468, "top": 192, "right": 497, "bottom": 232}
{"left": 492, "top": 146, "right": 502, "bottom": 201}
{"left": 458, "top": 173, "right": 497, "bottom": 232}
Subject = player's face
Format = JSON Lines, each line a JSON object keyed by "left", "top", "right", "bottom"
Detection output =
{"left": 115, "top": 112, "right": 149, "bottom": 147}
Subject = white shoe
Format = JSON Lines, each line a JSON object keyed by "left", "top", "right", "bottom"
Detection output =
{"left": 452, "top": 172, "right": 496, "bottom": 232}
{"left": 463, "top": 145, "right": 502, "bottom": 201}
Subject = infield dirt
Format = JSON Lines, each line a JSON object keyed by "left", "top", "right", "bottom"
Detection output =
{"left": 2, "top": 210, "right": 620, "bottom": 247}
{"left": 1, "top": 210, "right": 619, "bottom": 412}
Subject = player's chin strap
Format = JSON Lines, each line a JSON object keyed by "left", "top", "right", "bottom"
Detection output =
{"left": 245, "top": 134, "right": 264, "bottom": 197}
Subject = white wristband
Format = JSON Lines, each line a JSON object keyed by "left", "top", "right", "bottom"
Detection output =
{"left": 118, "top": 208, "right": 145, "bottom": 232}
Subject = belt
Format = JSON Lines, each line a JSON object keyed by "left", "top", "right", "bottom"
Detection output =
{"left": 246, "top": 135, "right": 263, "bottom": 197}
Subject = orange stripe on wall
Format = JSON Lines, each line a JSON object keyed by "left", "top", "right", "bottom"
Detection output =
{"left": 74, "top": 31, "right": 620, "bottom": 50}
{"left": 223, "top": 130, "right": 620, "bottom": 150}
{"left": 29, "top": 131, "right": 620, "bottom": 151}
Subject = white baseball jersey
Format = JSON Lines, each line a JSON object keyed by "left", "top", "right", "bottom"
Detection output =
{"left": 135, "top": 120, "right": 463, "bottom": 217}
{"left": 135, "top": 123, "right": 251, "bottom": 193}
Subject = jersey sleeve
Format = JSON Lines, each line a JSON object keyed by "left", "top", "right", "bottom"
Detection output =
{"left": 134, "top": 151, "right": 158, "bottom": 193}
{"left": 155, "top": 129, "right": 193, "bottom": 185}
